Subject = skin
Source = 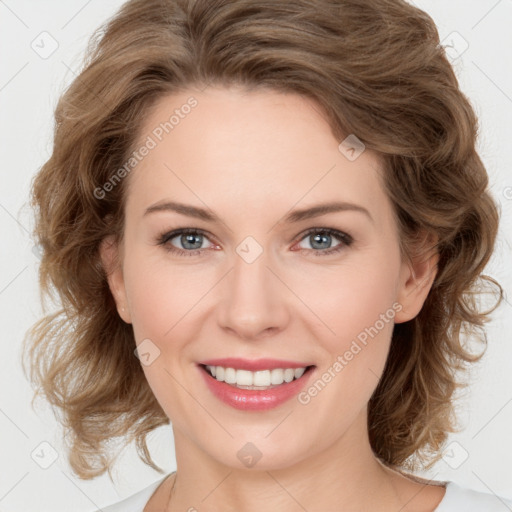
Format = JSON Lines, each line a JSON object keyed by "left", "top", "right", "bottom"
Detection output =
{"left": 100, "top": 86, "right": 444, "bottom": 511}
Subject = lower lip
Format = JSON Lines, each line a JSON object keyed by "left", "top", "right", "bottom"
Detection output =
{"left": 198, "top": 365, "right": 316, "bottom": 411}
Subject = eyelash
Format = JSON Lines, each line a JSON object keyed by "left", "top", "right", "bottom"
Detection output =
{"left": 156, "top": 227, "right": 353, "bottom": 258}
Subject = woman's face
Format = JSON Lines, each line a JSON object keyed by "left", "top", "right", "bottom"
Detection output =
{"left": 101, "top": 86, "right": 436, "bottom": 471}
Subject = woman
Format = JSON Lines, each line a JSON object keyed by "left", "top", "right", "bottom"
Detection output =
{"left": 23, "top": 0, "right": 512, "bottom": 510}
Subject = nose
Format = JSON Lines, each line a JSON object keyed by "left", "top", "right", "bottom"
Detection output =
{"left": 216, "top": 247, "right": 290, "bottom": 341}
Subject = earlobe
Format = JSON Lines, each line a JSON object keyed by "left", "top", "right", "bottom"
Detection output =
{"left": 394, "top": 233, "right": 439, "bottom": 324}
{"left": 99, "top": 235, "right": 132, "bottom": 324}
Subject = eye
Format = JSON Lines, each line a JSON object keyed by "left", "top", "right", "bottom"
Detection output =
{"left": 156, "top": 227, "right": 353, "bottom": 257}
{"left": 293, "top": 227, "right": 353, "bottom": 257}
{"left": 157, "top": 228, "right": 216, "bottom": 257}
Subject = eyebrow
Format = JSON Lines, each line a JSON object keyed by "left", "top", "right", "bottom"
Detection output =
{"left": 143, "top": 200, "right": 373, "bottom": 224}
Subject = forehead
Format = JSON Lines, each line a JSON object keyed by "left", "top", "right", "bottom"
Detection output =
{"left": 125, "top": 86, "right": 386, "bottom": 221}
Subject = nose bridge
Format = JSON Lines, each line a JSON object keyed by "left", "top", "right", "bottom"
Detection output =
{"left": 217, "top": 239, "right": 288, "bottom": 339}
{"left": 232, "top": 241, "right": 270, "bottom": 298}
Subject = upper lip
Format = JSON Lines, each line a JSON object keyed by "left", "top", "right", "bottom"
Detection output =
{"left": 198, "top": 358, "right": 314, "bottom": 371}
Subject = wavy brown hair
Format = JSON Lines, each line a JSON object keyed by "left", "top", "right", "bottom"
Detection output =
{"left": 22, "top": 0, "right": 503, "bottom": 479}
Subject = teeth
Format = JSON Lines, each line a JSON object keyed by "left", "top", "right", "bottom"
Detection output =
{"left": 205, "top": 365, "right": 308, "bottom": 388}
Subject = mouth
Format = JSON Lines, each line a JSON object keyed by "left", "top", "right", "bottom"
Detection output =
{"left": 196, "top": 361, "right": 317, "bottom": 411}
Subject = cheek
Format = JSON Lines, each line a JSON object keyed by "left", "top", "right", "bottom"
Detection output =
{"left": 297, "top": 266, "right": 399, "bottom": 427}
{"left": 293, "top": 255, "right": 401, "bottom": 353}
{"left": 310, "top": 255, "right": 401, "bottom": 413}
{"left": 123, "top": 251, "right": 210, "bottom": 339}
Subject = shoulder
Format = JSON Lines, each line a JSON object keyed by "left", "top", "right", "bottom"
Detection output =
{"left": 91, "top": 474, "right": 171, "bottom": 512}
{"left": 436, "top": 481, "right": 512, "bottom": 511}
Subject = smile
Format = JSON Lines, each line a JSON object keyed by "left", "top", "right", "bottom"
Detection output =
{"left": 197, "top": 362, "right": 316, "bottom": 411}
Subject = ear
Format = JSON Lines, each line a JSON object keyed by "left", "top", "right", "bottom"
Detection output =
{"left": 394, "top": 231, "right": 439, "bottom": 324}
{"left": 99, "top": 235, "right": 132, "bottom": 324}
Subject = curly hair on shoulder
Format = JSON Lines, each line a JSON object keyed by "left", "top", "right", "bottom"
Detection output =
{"left": 22, "top": 0, "right": 503, "bottom": 479}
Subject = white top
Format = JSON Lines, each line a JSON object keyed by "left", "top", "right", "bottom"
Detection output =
{"left": 94, "top": 473, "right": 512, "bottom": 512}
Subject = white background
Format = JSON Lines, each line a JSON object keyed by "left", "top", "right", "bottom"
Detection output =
{"left": 1, "top": 1, "right": 511, "bottom": 510}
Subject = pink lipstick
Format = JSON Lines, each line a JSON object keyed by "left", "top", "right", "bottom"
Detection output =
{"left": 197, "top": 358, "right": 316, "bottom": 411}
